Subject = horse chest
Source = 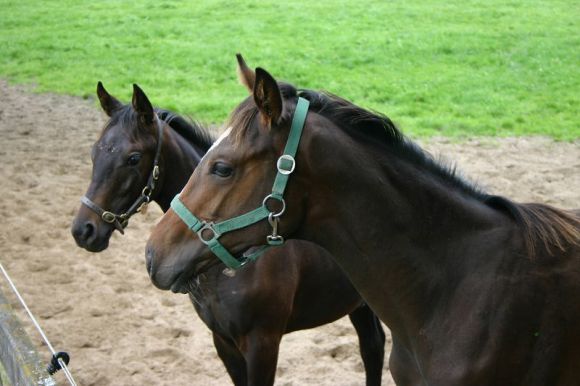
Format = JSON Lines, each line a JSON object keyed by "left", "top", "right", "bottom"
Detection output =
{"left": 189, "top": 275, "right": 250, "bottom": 338}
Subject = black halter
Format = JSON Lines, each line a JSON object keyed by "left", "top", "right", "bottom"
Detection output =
{"left": 80, "top": 115, "right": 164, "bottom": 234}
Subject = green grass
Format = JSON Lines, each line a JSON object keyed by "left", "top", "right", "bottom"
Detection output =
{"left": 0, "top": 0, "right": 578, "bottom": 139}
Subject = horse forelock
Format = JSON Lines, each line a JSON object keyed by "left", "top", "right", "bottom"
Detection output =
{"left": 227, "top": 82, "right": 299, "bottom": 148}
{"left": 101, "top": 104, "right": 136, "bottom": 136}
{"left": 227, "top": 96, "right": 259, "bottom": 148}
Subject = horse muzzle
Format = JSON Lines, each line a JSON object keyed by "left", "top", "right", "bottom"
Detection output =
{"left": 71, "top": 214, "right": 114, "bottom": 252}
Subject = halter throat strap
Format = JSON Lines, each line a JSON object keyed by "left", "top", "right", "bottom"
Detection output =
{"left": 81, "top": 114, "right": 164, "bottom": 234}
{"left": 171, "top": 97, "right": 310, "bottom": 269}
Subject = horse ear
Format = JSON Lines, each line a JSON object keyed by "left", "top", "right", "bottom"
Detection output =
{"left": 236, "top": 53, "right": 255, "bottom": 93}
{"left": 253, "top": 68, "right": 283, "bottom": 126}
{"left": 96, "top": 81, "right": 122, "bottom": 117}
{"left": 132, "top": 84, "right": 155, "bottom": 124}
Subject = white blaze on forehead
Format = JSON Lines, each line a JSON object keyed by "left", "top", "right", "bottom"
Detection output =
{"left": 201, "top": 127, "right": 232, "bottom": 162}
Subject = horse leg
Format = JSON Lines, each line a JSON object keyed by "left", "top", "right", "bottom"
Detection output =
{"left": 240, "top": 330, "right": 282, "bottom": 386}
{"left": 388, "top": 335, "right": 423, "bottom": 386}
{"left": 348, "top": 304, "right": 386, "bottom": 386}
{"left": 212, "top": 333, "right": 248, "bottom": 386}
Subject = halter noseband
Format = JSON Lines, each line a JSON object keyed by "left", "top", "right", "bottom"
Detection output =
{"left": 170, "top": 97, "right": 310, "bottom": 269}
{"left": 80, "top": 115, "right": 164, "bottom": 234}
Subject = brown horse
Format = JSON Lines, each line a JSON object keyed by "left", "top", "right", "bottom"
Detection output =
{"left": 146, "top": 57, "right": 580, "bottom": 385}
{"left": 71, "top": 83, "right": 385, "bottom": 386}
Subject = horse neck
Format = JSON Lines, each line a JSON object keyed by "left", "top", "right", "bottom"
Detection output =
{"left": 154, "top": 125, "right": 206, "bottom": 211}
{"left": 297, "top": 126, "right": 514, "bottom": 341}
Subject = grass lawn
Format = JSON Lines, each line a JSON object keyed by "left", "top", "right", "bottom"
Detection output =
{"left": 0, "top": 0, "right": 578, "bottom": 139}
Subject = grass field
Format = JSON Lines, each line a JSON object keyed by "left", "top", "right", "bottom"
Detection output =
{"left": 0, "top": 1, "right": 578, "bottom": 139}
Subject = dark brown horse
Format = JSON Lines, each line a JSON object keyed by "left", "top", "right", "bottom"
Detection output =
{"left": 71, "top": 83, "right": 385, "bottom": 386}
{"left": 146, "top": 57, "right": 580, "bottom": 385}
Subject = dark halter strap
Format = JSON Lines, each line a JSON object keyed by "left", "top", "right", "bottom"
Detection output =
{"left": 170, "top": 97, "right": 310, "bottom": 269}
{"left": 80, "top": 115, "right": 164, "bottom": 234}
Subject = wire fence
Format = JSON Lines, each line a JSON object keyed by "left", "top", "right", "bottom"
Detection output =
{"left": 0, "top": 285, "right": 56, "bottom": 386}
{"left": 0, "top": 259, "right": 81, "bottom": 385}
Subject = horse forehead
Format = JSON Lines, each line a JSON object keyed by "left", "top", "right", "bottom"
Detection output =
{"left": 200, "top": 127, "right": 232, "bottom": 161}
{"left": 94, "top": 135, "right": 125, "bottom": 154}
{"left": 94, "top": 140, "right": 120, "bottom": 153}
{"left": 95, "top": 126, "right": 136, "bottom": 154}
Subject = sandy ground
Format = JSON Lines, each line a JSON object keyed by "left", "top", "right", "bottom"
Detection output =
{"left": 0, "top": 79, "right": 578, "bottom": 386}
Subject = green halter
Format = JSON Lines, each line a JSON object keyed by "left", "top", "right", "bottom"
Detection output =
{"left": 170, "top": 97, "right": 310, "bottom": 269}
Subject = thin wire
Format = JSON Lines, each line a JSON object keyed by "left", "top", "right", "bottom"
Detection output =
{"left": 0, "top": 261, "right": 78, "bottom": 386}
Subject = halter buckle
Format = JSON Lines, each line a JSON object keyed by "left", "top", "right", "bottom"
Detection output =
{"left": 101, "top": 211, "right": 116, "bottom": 223}
{"left": 198, "top": 222, "right": 221, "bottom": 245}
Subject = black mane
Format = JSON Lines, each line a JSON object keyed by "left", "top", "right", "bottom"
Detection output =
{"left": 298, "top": 89, "right": 488, "bottom": 200}
{"left": 156, "top": 109, "right": 214, "bottom": 152}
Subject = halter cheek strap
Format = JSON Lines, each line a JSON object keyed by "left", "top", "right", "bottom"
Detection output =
{"left": 171, "top": 97, "right": 310, "bottom": 269}
{"left": 80, "top": 115, "right": 164, "bottom": 234}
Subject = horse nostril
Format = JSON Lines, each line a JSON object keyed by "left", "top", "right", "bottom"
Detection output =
{"left": 83, "top": 221, "right": 95, "bottom": 240}
{"left": 72, "top": 220, "right": 95, "bottom": 242}
{"left": 145, "top": 245, "right": 154, "bottom": 275}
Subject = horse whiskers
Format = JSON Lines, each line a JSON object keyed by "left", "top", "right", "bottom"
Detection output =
{"left": 188, "top": 289, "right": 202, "bottom": 306}
{"left": 186, "top": 275, "right": 205, "bottom": 306}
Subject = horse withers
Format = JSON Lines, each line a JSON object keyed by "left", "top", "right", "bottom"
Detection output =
{"left": 71, "top": 82, "right": 385, "bottom": 386}
{"left": 146, "top": 55, "right": 580, "bottom": 385}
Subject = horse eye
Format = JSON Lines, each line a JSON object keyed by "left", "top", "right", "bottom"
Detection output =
{"left": 127, "top": 153, "right": 142, "bottom": 166}
{"left": 211, "top": 162, "right": 233, "bottom": 178}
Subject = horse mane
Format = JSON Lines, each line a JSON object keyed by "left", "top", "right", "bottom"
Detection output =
{"left": 485, "top": 196, "right": 580, "bottom": 258}
{"left": 228, "top": 82, "right": 580, "bottom": 259}
{"left": 156, "top": 109, "right": 214, "bottom": 152}
{"left": 104, "top": 104, "right": 214, "bottom": 152}
{"left": 298, "top": 89, "right": 492, "bottom": 199}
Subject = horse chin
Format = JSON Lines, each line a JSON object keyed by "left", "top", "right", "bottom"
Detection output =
{"left": 83, "top": 239, "right": 110, "bottom": 253}
{"left": 169, "top": 251, "right": 221, "bottom": 294}
{"left": 170, "top": 281, "right": 189, "bottom": 294}
{"left": 168, "top": 245, "right": 259, "bottom": 293}
{"left": 77, "top": 229, "right": 114, "bottom": 252}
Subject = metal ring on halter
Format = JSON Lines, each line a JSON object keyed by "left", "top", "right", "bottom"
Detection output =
{"left": 198, "top": 222, "right": 221, "bottom": 245}
{"left": 142, "top": 186, "right": 152, "bottom": 201}
{"left": 119, "top": 215, "right": 129, "bottom": 228}
{"left": 277, "top": 154, "right": 296, "bottom": 175}
{"left": 262, "top": 194, "right": 286, "bottom": 218}
{"left": 101, "top": 211, "right": 117, "bottom": 223}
